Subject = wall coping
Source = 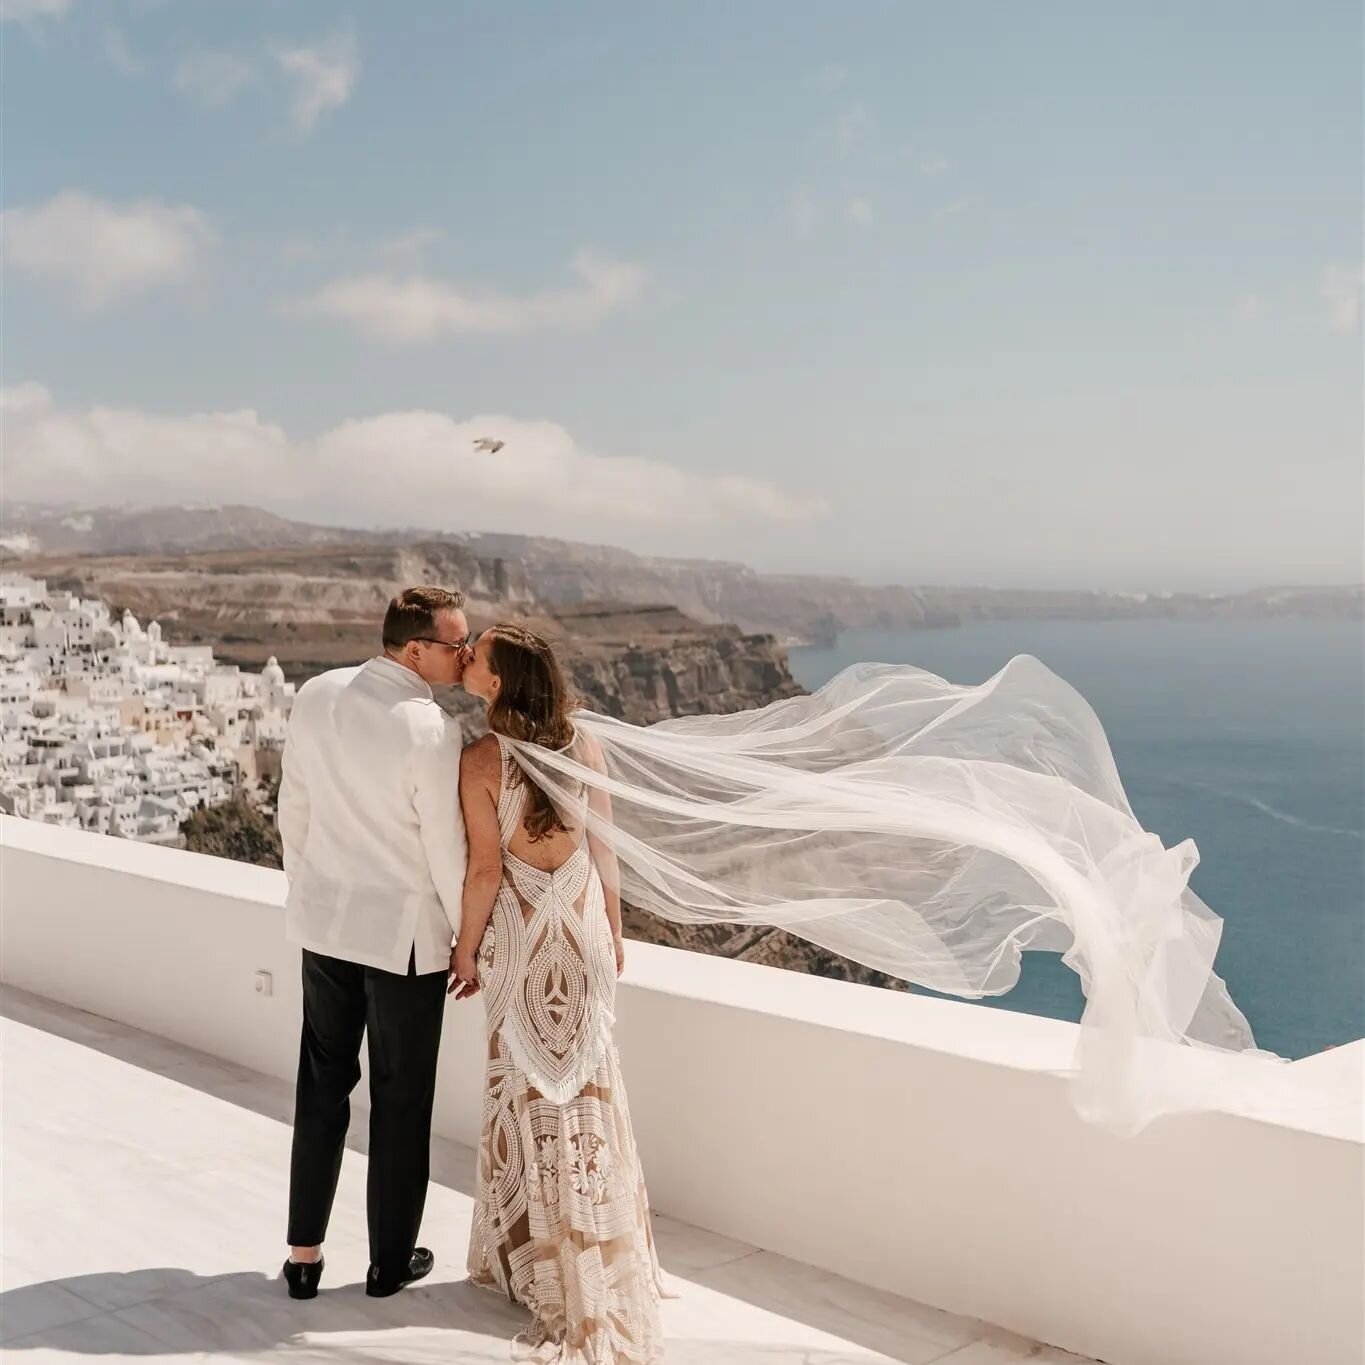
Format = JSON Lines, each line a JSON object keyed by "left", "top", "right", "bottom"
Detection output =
{"left": 4, "top": 813, "right": 1358, "bottom": 1143}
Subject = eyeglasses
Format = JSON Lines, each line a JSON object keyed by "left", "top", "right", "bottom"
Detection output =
{"left": 413, "top": 634, "right": 474, "bottom": 654}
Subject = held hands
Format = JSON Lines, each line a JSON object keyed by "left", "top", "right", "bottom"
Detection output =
{"left": 449, "top": 935, "right": 622, "bottom": 992}
{"left": 448, "top": 941, "right": 480, "bottom": 999}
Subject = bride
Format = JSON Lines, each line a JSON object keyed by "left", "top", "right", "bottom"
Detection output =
{"left": 455, "top": 625, "right": 666, "bottom": 1361}
{"left": 452, "top": 622, "right": 1355, "bottom": 1359}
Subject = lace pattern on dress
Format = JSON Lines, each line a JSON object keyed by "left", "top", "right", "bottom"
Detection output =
{"left": 467, "top": 736, "right": 666, "bottom": 1363}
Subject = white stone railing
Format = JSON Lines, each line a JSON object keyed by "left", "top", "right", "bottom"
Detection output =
{"left": 1, "top": 814, "right": 1361, "bottom": 1365}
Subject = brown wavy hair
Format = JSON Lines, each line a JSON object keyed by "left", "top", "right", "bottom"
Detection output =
{"left": 484, "top": 625, "right": 578, "bottom": 841}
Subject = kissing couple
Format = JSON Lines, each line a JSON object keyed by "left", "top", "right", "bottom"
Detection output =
{"left": 277, "top": 586, "right": 664, "bottom": 1358}
{"left": 274, "top": 584, "right": 1317, "bottom": 1362}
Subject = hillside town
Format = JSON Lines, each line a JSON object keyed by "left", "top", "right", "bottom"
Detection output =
{"left": 0, "top": 574, "right": 294, "bottom": 844}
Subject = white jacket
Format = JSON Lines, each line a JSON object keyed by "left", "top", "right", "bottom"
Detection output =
{"left": 277, "top": 656, "right": 467, "bottom": 975}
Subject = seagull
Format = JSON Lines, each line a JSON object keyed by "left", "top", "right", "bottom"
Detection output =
{"left": 472, "top": 438, "right": 505, "bottom": 455}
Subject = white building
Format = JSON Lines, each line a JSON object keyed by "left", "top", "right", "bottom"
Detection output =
{"left": 0, "top": 574, "right": 295, "bottom": 845}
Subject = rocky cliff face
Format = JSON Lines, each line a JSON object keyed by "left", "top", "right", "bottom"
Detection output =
{"left": 1, "top": 502, "right": 393, "bottom": 557}
{"left": 9, "top": 504, "right": 1358, "bottom": 651}
{"left": 27, "top": 541, "right": 535, "bottom": 678}
{"left": 536, "top": 604, "right": 804, "bottom": 723}
{"left": 24, "top": 547, "right": 804, "bottom": 721}
{"left": 617, "top": 909, "right": 912, "bottom": 991}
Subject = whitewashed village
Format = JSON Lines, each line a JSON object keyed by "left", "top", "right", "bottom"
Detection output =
{"left": 0, "top": 573, "right": 294, "bottom": 844}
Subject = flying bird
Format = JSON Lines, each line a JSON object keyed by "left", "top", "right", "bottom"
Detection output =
{"left": 472, "top": 437, "right": 505, "bottom": 455}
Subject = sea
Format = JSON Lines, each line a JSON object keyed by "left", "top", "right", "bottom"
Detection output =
{"left": 787, "top": 617, "right": 1364, "bottom": 1058}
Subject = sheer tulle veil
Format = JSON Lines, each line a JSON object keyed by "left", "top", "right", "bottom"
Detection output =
{"left": 497, "top": 652, "right": 1360, "bottom": 1134}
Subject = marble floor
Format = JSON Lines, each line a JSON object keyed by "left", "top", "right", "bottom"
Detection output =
{"left": 1, "top": 988, "right": 1101, "bottom": 1365}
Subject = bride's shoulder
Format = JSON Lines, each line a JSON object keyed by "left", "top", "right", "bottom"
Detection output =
{"left": 572, "top": 726, "right": 607, "bottom": 773}
{"left": 459, "top": 732, "right": 502, "bottom": 780}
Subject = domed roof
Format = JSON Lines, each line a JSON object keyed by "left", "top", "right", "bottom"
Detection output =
{"left": 261, "top": 656, "right": 286, "bottom": 686}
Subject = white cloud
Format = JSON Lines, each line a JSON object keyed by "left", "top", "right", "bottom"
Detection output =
{"left": 847, "top": 198, "right": 875, "bottom": 227}
{"left": 0, "top": 0, "right": 70, "bottom": 21}
{"left": 1, "top": 191, "right": 212, "bottom": 308}
{"left": 1, "top": 381, "right": 55, "bottom": 418}
{"left": 173, "top": 34, "right": 355, "bottom": 131}
{"left": 918, "top": 153, "right": 950, "bottom": 176}
{"left": 273, "top": 31, "right": 358, "bottom": 134}
{"left": 1234, "top": 293, "right": 1264, "bottom": 322}
{"left": 1, "top": 385, "right": 823, "bottom": 538}
{"left": 301, "top": 253, "right": 647, "bottom": 344}
{"left": 1321, "top": 262, "right": 1363, "bottom": 333}
{"left": 173, "top": 50, "right": 255, "bottom": 107}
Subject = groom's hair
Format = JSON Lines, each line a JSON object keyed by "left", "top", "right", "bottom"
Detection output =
{"left": 382, "top": 586, "right": 466, "bottom": 650}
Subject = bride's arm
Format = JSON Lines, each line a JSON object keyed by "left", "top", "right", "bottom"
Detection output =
{"left": 452, "top": 737, "right": 502, "bottom": 996}
{"left": 581, "top": 732, "right": 625, "bottom": 967}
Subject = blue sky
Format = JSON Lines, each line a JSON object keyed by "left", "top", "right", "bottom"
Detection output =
{"left": 3, "top": 1, "right": 1361, "bottom": 589}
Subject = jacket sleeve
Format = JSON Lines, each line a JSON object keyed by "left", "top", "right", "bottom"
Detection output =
{"left": 412, "top": 710, "right": 468, "bottom": 942}
{"left": 277, "top": 698, "right": 310, "bottom": 881}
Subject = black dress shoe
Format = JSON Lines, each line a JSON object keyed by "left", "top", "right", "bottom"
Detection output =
{"left": 282, "top": 1255, "right": 324, "bottom": 1299}
{"left": 366, "top": 1246, "right": 434, "bottom": 1297}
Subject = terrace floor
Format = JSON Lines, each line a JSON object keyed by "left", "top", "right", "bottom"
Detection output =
{"left": 1, "top": 988, "right": 1099, "bottom": 1365}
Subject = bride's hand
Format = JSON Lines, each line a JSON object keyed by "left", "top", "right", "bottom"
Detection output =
{"left": 449, "top": 943, "right": 480, "bottom": 999}
{"left": 614, "top": 935, "right": 625, "bottom": 976}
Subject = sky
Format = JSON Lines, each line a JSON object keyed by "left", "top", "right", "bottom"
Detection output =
{"left": 2, "top": 0, "right": 1361, "bottom": 591}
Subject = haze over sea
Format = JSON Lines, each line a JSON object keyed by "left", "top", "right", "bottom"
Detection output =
{"left": 789, "top": 617, "right": 1365, "bottom": 1058}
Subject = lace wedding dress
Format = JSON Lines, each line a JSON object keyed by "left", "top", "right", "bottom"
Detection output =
{"left": 468, "top": 735, "right": 666, "bottom": 1362}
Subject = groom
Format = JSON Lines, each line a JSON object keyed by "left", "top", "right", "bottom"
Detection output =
{"left": 276, "top": 586, "right": 472, "bottom": 1299}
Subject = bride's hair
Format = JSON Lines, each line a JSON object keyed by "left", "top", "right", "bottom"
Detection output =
{"left": 484, "top": 624, "right": 579, "bottom": 841}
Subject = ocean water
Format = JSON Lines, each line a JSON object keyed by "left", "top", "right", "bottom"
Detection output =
{"left": 788, "top": 618, "right": 1365, "bottom": 1057}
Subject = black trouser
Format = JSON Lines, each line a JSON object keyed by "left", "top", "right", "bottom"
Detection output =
{"left": 287, "top": 947, "right": 447, "bottom": 1279}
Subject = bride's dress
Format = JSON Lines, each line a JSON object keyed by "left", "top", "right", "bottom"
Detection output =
{"left": 468, "top": 735, "right": 665, "bottom": 1362}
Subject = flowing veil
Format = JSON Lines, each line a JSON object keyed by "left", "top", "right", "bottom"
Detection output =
{"left": 500, "top": 653, "right": 1358, "bottom": 1134}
